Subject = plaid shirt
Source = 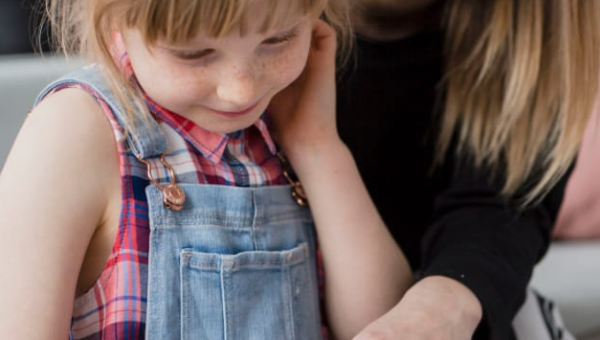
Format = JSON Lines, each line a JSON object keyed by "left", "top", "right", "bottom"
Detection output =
{"left": 63, "top": 84, "right": 327, "bottom": 339}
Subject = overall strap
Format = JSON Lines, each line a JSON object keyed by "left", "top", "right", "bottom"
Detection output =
{"left": 35, "top": 64, "right": 167, "bottom": 158}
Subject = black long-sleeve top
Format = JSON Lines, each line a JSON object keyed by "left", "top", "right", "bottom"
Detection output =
{"left": 336, "top": 29, "right": 570, "bottom": 339}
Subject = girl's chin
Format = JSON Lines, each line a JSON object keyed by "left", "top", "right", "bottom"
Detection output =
{"left": 180, "top": 108, "right": 265, "bottom": 134}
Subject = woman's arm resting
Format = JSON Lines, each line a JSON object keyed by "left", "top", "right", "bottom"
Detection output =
{"left": 353, "top": 276, "right": 482, "bottom": 340}
{"left": 352, "top": 155, "right": 568, "bottom": 340}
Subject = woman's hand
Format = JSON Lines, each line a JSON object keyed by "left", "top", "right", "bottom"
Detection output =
{"left": 353, "top": 276, "right": 483, "bottom": 340}
{"left": 268, "top": 19, "right": 339, "bottom": 157}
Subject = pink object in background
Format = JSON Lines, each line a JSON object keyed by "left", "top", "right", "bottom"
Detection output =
{"left": 554, "top": 107, "right": 600, "bottom": 239}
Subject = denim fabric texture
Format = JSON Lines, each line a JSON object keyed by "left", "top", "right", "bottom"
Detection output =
{"left": 145, "top": 184, "right": 322, "bottom": 340}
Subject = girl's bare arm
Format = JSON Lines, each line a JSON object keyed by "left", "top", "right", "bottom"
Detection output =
{"left": 0, "top": 89, "right": 119, "bottom": 339}
{"left": 269, "top": 20, "right": 413, "bottom": 340}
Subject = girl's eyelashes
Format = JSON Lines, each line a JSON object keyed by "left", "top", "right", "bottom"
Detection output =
{"left": 262, "top": 28, "right": 299, "bottom": 46}
{"left": 174, "top": 48, "right": 215, "bottom": 60}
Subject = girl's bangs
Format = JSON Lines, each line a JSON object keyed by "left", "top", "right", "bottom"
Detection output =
{"left": 128, "top": 0, "right": 326, "bottom": 45}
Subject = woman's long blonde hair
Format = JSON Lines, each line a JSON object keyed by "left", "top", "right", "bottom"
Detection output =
{"left": 438, "top": 0, "right": 600, "bottom": 204}
{"left": 43, "top": 0, "right": 351, "bottom": 138}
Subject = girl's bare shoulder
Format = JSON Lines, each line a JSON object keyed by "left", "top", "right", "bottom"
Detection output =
{"left": 6, "top": 86, "right": 120, "bottom": 223}
{"left": 8, "top": 87, "right": 119, "bottom": 197}
{"left": 28, "top": 87, "right": 117, "bottom": 154}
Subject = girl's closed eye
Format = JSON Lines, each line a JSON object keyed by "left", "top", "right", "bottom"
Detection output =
{"left": 262, "top": 27, "right": 299, "bottom": 46}
{"left": 172, "top": 48, "right": 215, "bottom": 61}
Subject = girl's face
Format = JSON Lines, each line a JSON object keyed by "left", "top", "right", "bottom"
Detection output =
{"left": 122, "top": 8, "right": 314, "bottom": 134}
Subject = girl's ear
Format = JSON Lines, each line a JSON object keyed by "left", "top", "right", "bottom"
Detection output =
{"left": 110, "top": 31, "right": 127, "bottom": 60}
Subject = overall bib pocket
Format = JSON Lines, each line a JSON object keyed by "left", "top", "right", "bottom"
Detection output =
{"left": 180, "top": 242, "right": 320, "bottom": 340}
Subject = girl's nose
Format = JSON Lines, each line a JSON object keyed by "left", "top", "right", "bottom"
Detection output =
{"left": 216, "top": 68, "right": 258, "bottom": 108}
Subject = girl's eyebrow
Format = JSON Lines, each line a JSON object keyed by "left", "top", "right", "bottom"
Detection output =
{"left": 273, "top": 21, "right": 303, "bottom": 36}
{"left": 270, "top": 17, "right": 307, "bottom": 35}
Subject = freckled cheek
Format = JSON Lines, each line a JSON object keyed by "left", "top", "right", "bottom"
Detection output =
{"left": 266, "top": 49, "right": 310, "bottom": 92}
{"left": 143, "top": 69, "right": 213, "bottom": 111}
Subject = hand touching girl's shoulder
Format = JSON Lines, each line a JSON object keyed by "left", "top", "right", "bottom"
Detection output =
{"left": 0, "top": 87, "right": 121, "bottom": 339}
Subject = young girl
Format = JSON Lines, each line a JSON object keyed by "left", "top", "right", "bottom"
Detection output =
{"left": 0, "top": 0, "right": 412, "bottom": 339}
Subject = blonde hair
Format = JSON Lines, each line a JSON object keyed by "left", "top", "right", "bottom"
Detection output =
{"left": 438, "top": 0, "right": 600, "bottom": 205}
{"left": 44, "top": 0, "right": 351, "bottom": 137}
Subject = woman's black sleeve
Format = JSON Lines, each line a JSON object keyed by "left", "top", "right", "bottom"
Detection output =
{"left": 419, "top": 156, "right": 571, "bottom": 339}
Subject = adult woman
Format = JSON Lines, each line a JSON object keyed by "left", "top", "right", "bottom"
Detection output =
{"left": 338, "top": 0, "right": 600, "bottom": 339}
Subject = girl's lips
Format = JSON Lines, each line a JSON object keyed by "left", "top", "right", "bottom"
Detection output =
{"left": 211, "top": 102, "right": 260, "bottom": 118}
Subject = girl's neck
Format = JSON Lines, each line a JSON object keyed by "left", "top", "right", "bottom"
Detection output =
{"left": 351, "top": 0, "right": 443, "bottom": 41}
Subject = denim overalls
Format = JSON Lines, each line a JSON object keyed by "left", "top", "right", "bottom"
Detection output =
{"left": 36, "top": 65, "right": 324, "bottom": 340}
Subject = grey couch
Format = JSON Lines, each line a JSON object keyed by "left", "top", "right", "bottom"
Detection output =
{"left": 1, "top": 53, "right": 599, "bottom": 339}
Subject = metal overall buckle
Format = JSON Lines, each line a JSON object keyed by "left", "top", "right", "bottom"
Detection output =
{"left": 137, "top": 153, "right": 186, "bottom": 211}
{"left": 276, "top": 152, "right": 308, "bottom": 207}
